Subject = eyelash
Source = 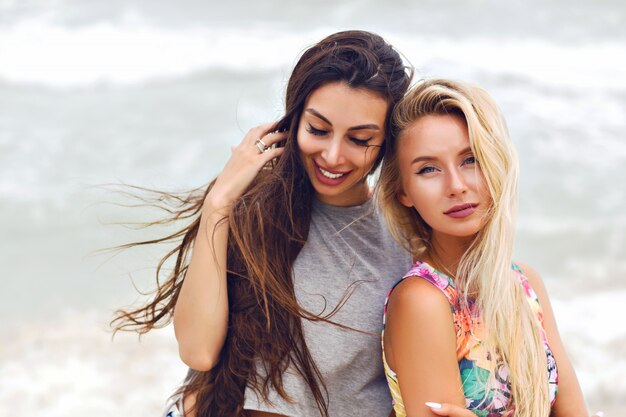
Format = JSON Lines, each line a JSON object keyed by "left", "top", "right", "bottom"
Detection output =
{"left": 463, "top": 156, "right": 476, "bottom": 165}
{"left": 351, "top": 138, "right": 370, "bottom": 147}
{"left": 416, "top": 156, "right": 477, "bottom": 175}
{"left": 307, "top": 124, "right": 327, "bottom": 136}
{"left": 306, "top": 124, "right": 371, "bottom": 147}
{"left": 417, "top": 166, "right": 436, "bottom": 175}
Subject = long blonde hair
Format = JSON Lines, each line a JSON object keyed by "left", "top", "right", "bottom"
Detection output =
{"left": 378, "top": 79, "right": 550, "bottom": 417}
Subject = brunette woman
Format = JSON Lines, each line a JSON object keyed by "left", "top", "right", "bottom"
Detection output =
{"left": 113, "top": 30, "right": 412, "bottom": 417}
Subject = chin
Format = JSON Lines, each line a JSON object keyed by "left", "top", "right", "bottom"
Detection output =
{"left": 440, "top": 227, "right": 482, "bottom": 240}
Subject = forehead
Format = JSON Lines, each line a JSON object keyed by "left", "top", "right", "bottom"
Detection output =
{"left": 303, "top": 82, "right": 389, "bottom": 126}
{"left": 399, "top": 113, "right": 469, "bottom": 155}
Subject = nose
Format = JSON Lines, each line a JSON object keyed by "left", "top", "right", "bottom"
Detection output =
{"left": 321, "top": 136, "right": 345, "bottom": 167}
{"left": 447, "top": 167, "right": 468, "bottom": 197}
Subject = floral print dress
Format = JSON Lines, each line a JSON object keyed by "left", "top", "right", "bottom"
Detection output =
{"left": 381, "top": 261, "right": 558, "bottom": 417}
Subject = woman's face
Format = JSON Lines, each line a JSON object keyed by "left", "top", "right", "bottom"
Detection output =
{"left": 396, "top": 113, "right": 492, "bottom": 241}
{"left": 297, "top": 82, "right": 388, "bottom": 206}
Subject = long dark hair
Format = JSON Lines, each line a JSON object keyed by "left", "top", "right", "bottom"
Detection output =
{"left": 112, "top": 30, "right": 411, "bottom": 416}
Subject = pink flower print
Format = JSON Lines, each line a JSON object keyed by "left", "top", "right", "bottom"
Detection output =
{"left": 416, "top": 265, "right": 450, "bottom": 290}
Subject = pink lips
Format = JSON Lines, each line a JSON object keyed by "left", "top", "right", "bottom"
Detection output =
{"left": 444, "top": 203, "right": 478, "bottom": 218}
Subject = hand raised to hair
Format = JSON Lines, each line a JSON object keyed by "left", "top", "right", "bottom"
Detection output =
{"left": 205, "top": 122, "right": 286, "bottom": 212}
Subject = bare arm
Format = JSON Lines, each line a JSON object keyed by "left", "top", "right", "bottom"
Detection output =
{"left": 173, "top": 124, "right": 285, "bottom": 371}
{"left": 384, "top": 278, "right": 466, "bottom": 417}
{"left": 517, "top": 262, "right": 590, "bottom": 417}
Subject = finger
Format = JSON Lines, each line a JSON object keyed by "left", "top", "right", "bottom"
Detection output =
{"left": 258, "top": 130, "right": 288, "bottom": 148}
{"left": 426, "top": 402, "right": 474, "bottom": 417}
{"left": 257, "top": 146, "right": 284, "bottom": 165}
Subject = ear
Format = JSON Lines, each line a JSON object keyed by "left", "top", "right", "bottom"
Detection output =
{"left": 397, "top": 186, "right": 414, "bottom": 208}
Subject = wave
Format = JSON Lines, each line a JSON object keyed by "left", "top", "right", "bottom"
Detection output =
{"left": 395, "top": 36, "right": 626, "bottom": 92}
{"left": 0, "top": 18, "right": 327, "bottom": 88}
{"left": 0, "top": 310, "right": 186, "bottom": 416}
{"left": 551, "top": 289, "right": 626, "bottom": 403}
{"left": 0, "top": 304, "right": 622, "bottom": 415}
{"left": 1, "top": 18, "right": 625, "bottom": 90}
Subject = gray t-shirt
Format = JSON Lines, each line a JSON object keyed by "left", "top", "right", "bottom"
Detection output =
{"left": 244, "top": 197, "right": 412, "bottom": 416}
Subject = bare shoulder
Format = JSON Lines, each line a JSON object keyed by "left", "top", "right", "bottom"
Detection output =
{"left": 514, "top": 260, "right": 551, "bottom": 303}
{"left": 384, "top": 275, "right": 458, "bottom": 373}
{"left": 387, "top": 277, "right": 452, "bottom": 327}
{"left": 387, "top": 276, "right": 451, "bottom": 319}
{"left": 515, "top": 260, "right": 541, "bottom": 280}
{"left": 515, "top": 261, "right": 543, "bottom": 286}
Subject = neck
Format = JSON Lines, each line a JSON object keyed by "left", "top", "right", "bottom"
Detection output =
{"left": 424, "top": 232, "right": 476, "bottom": 276}
{"left": 316, "top": 183, "right": 371, "bottom": 207}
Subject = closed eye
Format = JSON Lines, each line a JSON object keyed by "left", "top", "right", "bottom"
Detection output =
{"left": 350, "top": 137, "right": 372, "bottom": 147}
{"left": 306, "top": 124, "right": 328, "bottom": 136}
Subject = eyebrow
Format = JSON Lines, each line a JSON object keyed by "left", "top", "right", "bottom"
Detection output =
{"left": 305, "top": 108, "right": 381, "bottom": 131}
{"left": 410, "top": 146, "right": 473, "bottom": 165}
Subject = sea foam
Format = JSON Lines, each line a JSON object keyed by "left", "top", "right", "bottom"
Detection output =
{"left": 1, "top": 18, "right": 625, "bottom": 92}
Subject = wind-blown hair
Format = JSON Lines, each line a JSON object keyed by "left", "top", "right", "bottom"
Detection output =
{"left": 378, "top": 79, "right": 550, "bottom": 417}
{"left": 111, "top": 30, "right": 411, "bottom": 417}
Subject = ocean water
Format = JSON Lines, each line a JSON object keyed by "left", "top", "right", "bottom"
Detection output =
{"left": 1, "top": 1, "right": 625, "bottom": 415}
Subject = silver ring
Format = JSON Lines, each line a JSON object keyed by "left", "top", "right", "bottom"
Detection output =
{"left": 255, "top": 139, "right": 267, "bottom": 153}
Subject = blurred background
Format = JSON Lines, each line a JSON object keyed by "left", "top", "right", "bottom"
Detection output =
{"left": 0, "top": 0, "right": 624, "bottom": 415}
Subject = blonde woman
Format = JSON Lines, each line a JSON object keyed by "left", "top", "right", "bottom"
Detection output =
{"left": 377, "top": 79, "right": 595, "bottom": 417}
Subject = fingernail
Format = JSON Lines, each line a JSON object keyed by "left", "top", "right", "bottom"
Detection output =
{"left": 425, "top": 402, "right": 442, "bottom": 409}
{"left": 595, "top": 412, "right": 604, "bottom": 417}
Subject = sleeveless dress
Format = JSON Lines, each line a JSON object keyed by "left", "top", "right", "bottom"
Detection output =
{"left": 381, "top": 261, "right": 558, "bottom": 417}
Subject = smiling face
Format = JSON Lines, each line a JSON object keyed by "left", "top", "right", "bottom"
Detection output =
{"left": 297, "top": 81, "right": 389, "bottom": 206}
{"left": 397, "top": 113, "right": 492, "bottom": 242}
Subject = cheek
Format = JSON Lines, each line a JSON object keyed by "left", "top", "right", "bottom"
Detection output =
{"left": 412, "top": 198, "right": 437, "bottom": 228}
{"left": 472, "top": 171, "right": 493, "bottom": 215}
{"left": 401, "top": 176, "right": 434, "bottom": 208}
{"left": 296, "top": 127, "right": 314, "bottom": 155}
{"left": 465, "top": 168, "right": 488, "bottom": 192}
{"left": 413, "top": 177, "right": 440, "bottom": 198}
{"left": 475, "top": 171, "right": 491, "bottom": 200}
